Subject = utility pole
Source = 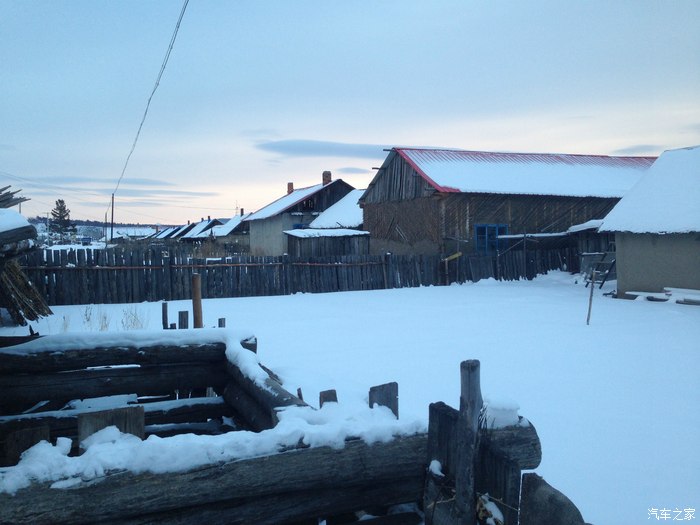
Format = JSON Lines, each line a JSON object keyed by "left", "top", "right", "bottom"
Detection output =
{"left": 110, "top": 193, "right": 115, "bottom": 244}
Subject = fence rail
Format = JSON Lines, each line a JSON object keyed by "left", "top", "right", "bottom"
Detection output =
{"left": 20, "top": 246, "right": 579, "bottom": 306}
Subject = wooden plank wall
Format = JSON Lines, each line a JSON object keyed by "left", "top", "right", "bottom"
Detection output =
{"left": 20, "top": 246, "right": 577, "bottom": 306}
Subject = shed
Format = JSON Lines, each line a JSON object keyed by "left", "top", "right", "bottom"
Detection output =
{"left": 599, "top": 145, "right": 700, "bottom": 298}
{"left": 360, "top": 147, "right": 655, "bottom": 256}
{"left": 246, "top": 172, "right": 354, "bottom": 256}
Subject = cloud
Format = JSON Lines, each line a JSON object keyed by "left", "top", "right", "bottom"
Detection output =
{"left": 612, "top": 144, "right": 663, "bottom": 156}
{"left": 336, "top": 167, "right": 372, "bottom": 174}
{"left": 256, "top": 139, "right": 390, "bottom": 159}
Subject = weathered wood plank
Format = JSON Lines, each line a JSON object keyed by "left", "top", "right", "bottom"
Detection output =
{"left": 369, "top": 382, "right": 399, "bottom": 418}
{"left": 0, "top": 433, "right": 428, "bottom": 525}
{"left": 78, "top": 406, "right": 145, "bottom": 445}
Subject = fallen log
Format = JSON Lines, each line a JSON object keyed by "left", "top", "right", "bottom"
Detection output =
{"left": 0, "top": 433, "right": 428, "bottom": 525}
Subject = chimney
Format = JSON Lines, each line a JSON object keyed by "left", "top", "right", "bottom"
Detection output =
{"left": 322, "top": 171, "right": 332, "bottom": 185}
{"left": 240, "top": 208, "right": 244, "bottom": 215}
{"left": 207, "top": 215, "right": 211, "bottom": 221}
{"left": 287, "top": 182, "right": 294, "bottom": 194}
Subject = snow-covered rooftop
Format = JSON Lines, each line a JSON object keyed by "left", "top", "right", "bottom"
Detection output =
{"left": 309, "top": 189, "right": 365, "bottom": 229}
{"left": 284, "top": 228, "right": 369, "bottom": 238}
{"left": 246, "top": 183, "right": 326, "bottom": 221}
{"left": 0, "top": 209, "right": 30, "bottom": 234}
{"left": 567, "top": 219, "right": 604, "bottom": 233}
{"left": 210, "top": 213, "right": 251, "bottom": 237}
{"left": 182, "top": 219, "right": 222, "bottom": 239}
{"left": 395, "top": 148, "right": 655, "bottom": 198}
{"left": 599, "top": 145, "right": 700, "bottom": 233}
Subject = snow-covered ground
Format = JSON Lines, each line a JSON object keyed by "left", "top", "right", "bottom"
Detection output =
{"left": 1, "top": 271, "right": 698, "bottom": 523}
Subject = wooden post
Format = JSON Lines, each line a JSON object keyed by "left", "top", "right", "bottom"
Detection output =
{"left": 178, "top": 311, "right": 189, "bottom": 329}
{"left": 319, "top": 389, "right": 338, "bottom": 407}
{"left": 161, "top": 302, "right": 168, "bottom": 330}
{"left": 192, "top": 273, "right": 203, "bottom": 329}
{"left": 586, "top": 270, "right": 596, "bottom": 325}
{"left": 218, "top": 318, "right": 226, "bottom": 328}
{"left": 455, "top": 360, "right": 482, "bottom": 525}
{"left": 169, "top": 323, "right": 176, "bottom": 330}
{"left": 369, "top": 382, "right": 399, "bottom": 419}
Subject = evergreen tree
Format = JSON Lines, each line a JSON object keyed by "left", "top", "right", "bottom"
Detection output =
{"left": 50, "top": 199, "right": 77, "bottom": 240}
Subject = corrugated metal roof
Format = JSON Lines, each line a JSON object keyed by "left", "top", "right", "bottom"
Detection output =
{"left": 395, "top": 147, "right": 656, "bottom": 198}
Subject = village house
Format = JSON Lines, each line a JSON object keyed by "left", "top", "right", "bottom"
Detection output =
{"left": 284, "top": 188, "right": 369, "bottom": 257}
{"left": 599, "top": 145, "right": 700, "bottom": 298}
{"left": 245, "top": 171, "right": 354, "bottom": 256}
{"left": 360, "top": 147, "right": 656, "bottom": 256}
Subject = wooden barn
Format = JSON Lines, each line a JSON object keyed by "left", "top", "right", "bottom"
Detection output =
{"left": 246, "top": 172, "right": 354, "bottom": 256}
{"left": 599, "top": 145, "right": 700, "bottom": 298}
{"left": 360, "top": 147, "right": 655, "bottom": 256}
{"left": 284, "top": 188, "right": 369, "bottom": 257}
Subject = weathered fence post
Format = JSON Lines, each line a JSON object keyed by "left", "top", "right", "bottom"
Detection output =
{"left": 454, "top": 360, "right": 482, "bottom": 525}
{"left": 192, "top": 273, "right": 203, "bottom": 328}
{"left": 161, "top": 302, "right": 169, "bottom": 330}
{"left": 178, "top": 311, "right": 189, "bottom": 329}
{"left": 319, "top": 389, "right": 338, "bottom": 407}
{"left": 369, "top": 381, "right": 399, "bottom": 419}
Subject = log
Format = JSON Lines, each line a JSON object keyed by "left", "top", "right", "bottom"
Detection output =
{"left": 481, "top": 418, "right": 541, "bottom": 469}
{"left": 0, "top": 397, "right": 231, "bottom": 444}
{"left": 225, "top": 362, "right": 306, "bottom": 426}
{"left": 192, "top": 274, "right": 203, "bottom": 329}
{"left": 0, "top": 433, "right": 428, "bottom": 525}
{"left": 0, "top": 342, "right": 227, "bottom": 375}
{"left": 1, "top": 364, "right": 228, "bottom": 414}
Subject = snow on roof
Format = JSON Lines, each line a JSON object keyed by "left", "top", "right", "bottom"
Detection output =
{"left": 211, "top": 213, "right": 251, "bottom": 237}
{"left": 567, "top": 219, "right": 604, "bottom": 233}
{"left": 599, "top": 145, "right": 700, "bottom": 233}
{"left": 154, "top": 226, "right": 179, "bottom": 239}
{"left": 246, "top": 183, "right": 327, "bottom": 221}
{"left": 284, "top": 228, "right": 370, "bottom": 238}
{"left": 0, "top": 209, "right": 30, "bottom": 234}
{"left": 182, "top": 219, "right": 223, "bottom": 239}
{"left": 309, "top": 189, "right": 365, "bottom": 229}
{"left": 395, "top": 148, "right": 655, "bottom": 198}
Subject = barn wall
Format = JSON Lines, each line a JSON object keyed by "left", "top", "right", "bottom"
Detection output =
{"left": 287, "top": 235, "right": 370, "bottom": 258}
{"left": 364, "top": 198, "right": 442, "bottom": 255}
{"left": 614, "top": 232, "right": 700, "bottom": 297}
{"left": 249, "top": 215, "right": 302, "bottom": 256}
{"left": 362, "top": 153, "right": 435, "bottom": 204}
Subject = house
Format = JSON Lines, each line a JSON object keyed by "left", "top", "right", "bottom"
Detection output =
{"left": 246, "top": 171, "right": 354, "bottom": 256}
{"left": 360, "top": 147, "right": 655, "bottom": 256}
{"left": 599, "top": 145, "right": 700, "bottom": 298}
{"left": 209, "top": 211, "right": 251, "bottom": 252}
{"left": 180, "top": 217, "right": 224, "bottom": 242}
{"left": 284, "top": 189, "right": 369, "bottom": 257}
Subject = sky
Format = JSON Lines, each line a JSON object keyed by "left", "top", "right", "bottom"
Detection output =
{"left": 2, "top": 0, "right": 699, "bottom": 226}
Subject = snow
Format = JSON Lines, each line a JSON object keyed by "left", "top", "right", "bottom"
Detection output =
{"left": 600, "top": 145, "right": 700, "bottom": 233}
{"left": 398, "top": 148, "right": 653, "bottom": 198}
{"left": 246, "top": 183, "right": 327, "bottom": 221}
{"left": 309, "top": 189, "right": 366, "bottom": 229}
{"left": 428, "top": 459, "right": 444, "bottom": 477}
{"left": 284, "top": 228, "right": 369, "bottom": 238}
{"left": 0, "top": 273, "right": 698, "bottom": 524}
{"left": 211, "top": 213, "right": 250, "bottom": 237}
{"left": 567, "top": 219, "right": 604, "bottom": 233}
{"left": 483, "top": 397, "right": 522, "bottom": 429}
{"left": 0, "top": 209, "right": 30, "bottom": 233}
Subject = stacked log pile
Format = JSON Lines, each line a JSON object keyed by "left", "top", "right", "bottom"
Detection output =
{"left": 0, "top": 186, "right": 51, "bottom": 325}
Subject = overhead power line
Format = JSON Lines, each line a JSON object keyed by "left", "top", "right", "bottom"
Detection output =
{"left": 108, "top": 0, "right": 190, "bottom": 211}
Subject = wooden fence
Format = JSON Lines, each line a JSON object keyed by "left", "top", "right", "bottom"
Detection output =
{"left": 19, "top": 246, "right": 579, "bottom": 306}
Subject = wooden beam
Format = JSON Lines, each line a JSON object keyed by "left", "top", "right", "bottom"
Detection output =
{"left": 0, "top": 342, "right": 228, "bottom": 375}
{"left": 78, "top": 406, "right": 145, "bottom": 446}
{"left": 1, "top": 364, "right": 228, "bottom": 414}
{"left": 0, "top": 433, "right": 428, "bottom": 525}
{"left": 369, "top": 382, "right": 399, "bottom": 419}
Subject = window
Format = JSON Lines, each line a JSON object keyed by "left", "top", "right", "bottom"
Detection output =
{"left": 475, "top": 224, "right": 508, "bottom": 254}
